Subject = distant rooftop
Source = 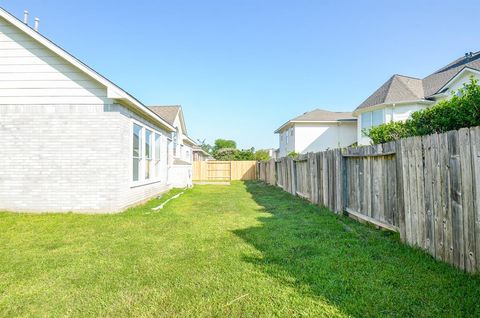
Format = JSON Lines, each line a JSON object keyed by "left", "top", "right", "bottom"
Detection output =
{"left": 275, "top": 108, "right": 356, "bottom": 133}
{"left": 147, "top": 105, "right": 181, "bottom": 126}
{"left": 355, "top": 51, "right": 480, "bottom": 112}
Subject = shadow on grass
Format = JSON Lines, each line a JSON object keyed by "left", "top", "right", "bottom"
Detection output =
{"left": 234, "top": 181, "right": 480, "bottom": 317}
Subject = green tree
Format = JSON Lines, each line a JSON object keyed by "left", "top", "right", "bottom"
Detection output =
{"left": 212, "top": 139, "right": 237, "bottom": 156}
{"left": 234, "top": 148, "right": 255, "bottom": 160}
{"left": 214, "top": 148, "right": 238, "bottom": 160}
{"left": 254, "top": 149, "right": 271, "bottom": 161}
{"left": 196, "top": 139, "right": 212, "bottom": 154}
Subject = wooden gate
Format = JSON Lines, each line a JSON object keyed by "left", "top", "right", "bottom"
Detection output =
{"left": 207, "top": 161, "right": 231, "bottom": 181}
{"left": 193, "top": 161, "right": 257, "bottom": 181}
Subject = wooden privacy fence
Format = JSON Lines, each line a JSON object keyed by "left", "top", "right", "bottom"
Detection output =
{"left": 257, "top": 126, "right": 480, "bottom": 272}
{"left": 193, "top": 160, "right": 257, "bottom": 181}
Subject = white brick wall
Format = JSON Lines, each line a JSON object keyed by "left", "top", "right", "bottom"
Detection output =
{"left": 0, "top": 103, "right": 171, "bottom": 213}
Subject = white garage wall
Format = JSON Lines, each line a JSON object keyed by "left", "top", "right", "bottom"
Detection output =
{"left": 294, "top": 122, "right": 357, "bottom": 153}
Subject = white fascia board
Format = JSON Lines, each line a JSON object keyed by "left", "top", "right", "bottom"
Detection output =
{"left": 433, "top": 67, "right": 480, "bottom": 96}
{"left": 183, "top": 135, "right": 197, "bottom": 146}
{"left": 274, "top": 121, "right": 293, "bottom": 134}
{"left": 0, "top": 7, "right": 175, "bottom": 132}
{"left": 352, "top": 99, "right": 434, "bottom": 116}
{"left": 292, "top": 120, "right": 357, "bottom": 124}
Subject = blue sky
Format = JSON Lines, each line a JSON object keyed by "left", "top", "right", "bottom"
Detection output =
{"left": 2, "top": 0, "right": 479, "bottom": 149}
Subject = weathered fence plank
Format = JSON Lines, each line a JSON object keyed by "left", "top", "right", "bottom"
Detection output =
{"left": 257, "top": 125, "right": 480, "bottom": 272}
{"left": 459, "top": 128, "right": 475, "bottom": 271}
{"left": 470, "top": 127, "right": 480, "bottom": 272}
{"left": 448, "top": 130, "right": 464, "bottom": 270}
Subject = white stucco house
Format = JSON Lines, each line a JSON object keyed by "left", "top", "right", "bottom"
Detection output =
{"left": 354, "top": 51, "right": 480, "bottom": 145}
{"left": 275, "top": 108, "right": 357, "bottom": 158}
{"left": 148, "top": 105, "right": 196, "bottom": 188}
{"left": 0, "top": 8, "right": 190, "bottom": 213}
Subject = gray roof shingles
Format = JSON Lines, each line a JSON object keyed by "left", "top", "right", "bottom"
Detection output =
{"left": 292, "top": 108, "right": 356, "bottom": 121}
{"left": 147, "top": 105, "right": 181, "bottom": 126}
{"left": 275, "top": 108, "right": 356, "bottom": 133}
{"left": 355, "top": 51, "right": 480, "bottom": 112}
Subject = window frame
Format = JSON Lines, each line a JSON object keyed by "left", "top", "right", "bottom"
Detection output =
{"left": 361, "top": 109, "right": 385, "bottom": 136}
{"left": 154, "top": 133, "right": 162, "bottom": 178}
{"left": 131, "top": 119, "right": 165, "bottom": 187}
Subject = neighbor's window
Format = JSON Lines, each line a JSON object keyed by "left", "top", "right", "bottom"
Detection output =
{"left": 155, "top": 133, "right": 161, "bottom": 177}
{"left": 133, "top": 123, "right": 143, "bottom": 181}
{"left": 145, "top": 129, "right": 153, "bottom": 179}
{"left": 372, "top": 109, "right": 384, "bottom": 127}
{"left": 361, "top": 110, "right": 384, "bottom": 136}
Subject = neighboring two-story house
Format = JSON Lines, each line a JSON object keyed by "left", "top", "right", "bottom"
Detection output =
{"left": 148, "top": 105, "right": 196, "bottom": 187}
{"left": 275, "top": 108, "right": 357, "bottom": 158}
{"left": 354, "top": 51, "right": 480, "bottom": 145}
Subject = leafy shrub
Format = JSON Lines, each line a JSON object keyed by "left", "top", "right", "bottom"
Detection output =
{"left": 367, "top": 77, "right": 480, "bottom": 144}
{"left": 287, "top": 151, "right": 299, "bottom": 158}
{"left": 254, "top": 149, "right": 271, "bottom": 161}
{"left": 214, "top": 148, "right": 255, "bottom": 160}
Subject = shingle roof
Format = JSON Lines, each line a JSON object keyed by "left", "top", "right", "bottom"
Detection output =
{"left": 423, "top": 52, "right": 480, "bottom": 96}
{"left": 292, "top": 108, "right": 356, "bottom": 121}
{"left": 355, "top": 51, "right": 480, "bottom": 112}
{"left": 356, "top": 75, "right": 424, "bottom": 111}
{"left": 275, "top": 108, "right": 356, "bottom": 133}
{"left": 147, "top": 105, "right": 181, "bottom": 126}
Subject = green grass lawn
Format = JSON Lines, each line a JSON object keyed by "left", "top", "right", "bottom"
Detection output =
{"left": 1, "top": 182, "right": 480, "bottom": 317}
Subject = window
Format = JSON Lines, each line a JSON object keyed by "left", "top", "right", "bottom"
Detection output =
{"left": 372, "top": 109, "right": 384, "bottom": 127}
{"left": 167, "top": 139, "right": 172, "bottom": 165}
{"left": 361, "top": 110, "right": 384, "bottom": 136}
{"left": 361, "top": 112, "right": 372, "bottom": 131}
{"left": 172, "top": 130, "right": 178, "bottom": 157}
{"left": 155, "top": 133, "right": 161, "bottom": 177}
{"left": 145, "top": 130, "right": 152, "bottom": 180}
{"left": 132, "top": 121, "right": 164, "bottom": 183}
{"left": 286, "top": 132, "right": 289, "bottom": 144}
{"left": 132, "top": 124, "right": 143, "bottom": 181}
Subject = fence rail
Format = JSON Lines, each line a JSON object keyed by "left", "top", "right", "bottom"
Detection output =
{"left": 257, "top": 126, "right": 480, "bottom": 272}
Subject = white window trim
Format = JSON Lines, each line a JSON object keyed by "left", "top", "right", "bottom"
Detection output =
{"left": 131, "top": 118, "right": 166, "bottom": 188}
{"left": 361, "top": 109, "right": 385, "bottom": 136}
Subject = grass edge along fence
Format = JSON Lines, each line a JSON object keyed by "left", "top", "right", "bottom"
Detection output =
{"left": 257, "top": 126, "right": 480, "bottom": 273}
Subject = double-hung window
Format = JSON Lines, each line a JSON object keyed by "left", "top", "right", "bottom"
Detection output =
{"left": 167, "top": 139, "right": 172, "bottom": 165}
{"left": 132, "top": 124, "right": 143, "bottom": 182}
{"left": 145, "top": 129, "right": 153, "bottom": 180}
{"left": 132, "top": 121, "right": 164, "bottom": 183}
{"left": 155, "top": 133, "right": 161, "bottom": 177}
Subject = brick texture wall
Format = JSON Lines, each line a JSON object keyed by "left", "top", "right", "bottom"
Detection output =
{"left": 0, "top": 103, "right": 171, "bottom": 213}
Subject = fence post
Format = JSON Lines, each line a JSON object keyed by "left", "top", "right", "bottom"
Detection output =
{"left": 341, "top": 148, "right": 348, "bottom": 213}
{"left": 396, "top": 139, "right": 406, "bottom": 242}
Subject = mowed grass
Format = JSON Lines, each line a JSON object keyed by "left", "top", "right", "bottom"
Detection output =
{"left": 1, "top": 182, "right": 480, "bottom": 317}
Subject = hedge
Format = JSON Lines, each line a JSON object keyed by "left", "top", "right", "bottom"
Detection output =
{"left": 366, "top": 77, "right": 480, "bottom": 144}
